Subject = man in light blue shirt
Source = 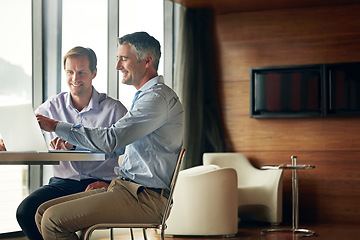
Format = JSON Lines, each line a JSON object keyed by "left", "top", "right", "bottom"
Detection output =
{"left": 15, "top": 46, "right": 127, "bottom": 240}
{"left": 35, "top": 32, "right": 183, "bottom": 240}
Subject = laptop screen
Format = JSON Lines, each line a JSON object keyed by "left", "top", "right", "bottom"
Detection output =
{"left": 0, "top": 103, "right": 49, "bottom": 152}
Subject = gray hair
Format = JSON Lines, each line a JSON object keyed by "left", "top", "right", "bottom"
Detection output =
{"left": 118, "top": 32, "right": 161, "bottom": 71}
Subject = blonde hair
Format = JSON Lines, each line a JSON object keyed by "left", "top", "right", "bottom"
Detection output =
{"left": 63, "top": 46, "right": 97, "bottom": 73}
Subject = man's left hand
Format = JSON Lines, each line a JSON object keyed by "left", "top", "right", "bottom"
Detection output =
{"left": 85, "top": 181, "right": 110, "bottom": 191}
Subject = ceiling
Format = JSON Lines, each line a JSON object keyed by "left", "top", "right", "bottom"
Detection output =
{"left": 169, "top": 0, "right": 360, "bottom": 14}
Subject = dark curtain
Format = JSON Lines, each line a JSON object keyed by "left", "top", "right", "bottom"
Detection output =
{"left": 174, "top": 7, "right": 226, "bottom": 169}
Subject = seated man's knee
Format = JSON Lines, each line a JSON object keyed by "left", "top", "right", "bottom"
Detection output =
{"left": 16, "top": 196, "right": 34, "bottom": 223}
{"left": 40, "top": 205, "right": 74, "bottom": 237}
{"left": 36, "top": 206, "right": 57, "bottom": 234}
{"left": 35, "top": 201, "right": 52, "bottom": 233}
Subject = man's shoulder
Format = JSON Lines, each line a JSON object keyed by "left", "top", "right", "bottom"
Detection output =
{"left": 98, "top": 92, "right": 121, "bottom": 105}
{"left": 97, "top": 92, "right": 127, "bottom": 112}
{"left": 38, "top": 92, "right": 68, "bottom": 108}
{"left": 42, "top": 91, "right": 67, "bottom": 102}
{"left": 35, "top": 92, "right": 68, "bottom": 115}
{"left": 150, "top": 83, "right": 178, "bottom": 100}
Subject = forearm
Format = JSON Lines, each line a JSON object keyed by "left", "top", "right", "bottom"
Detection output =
{"left": 36, "top": 114, "right": 58, "bottom": 132}
{"left": 54, "top": 97, "right": 168, "bottom": 153}
{"left": 55, "top": 121, "right": 126, "bottom": 153}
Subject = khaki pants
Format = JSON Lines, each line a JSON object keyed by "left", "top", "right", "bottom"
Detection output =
{"left": 35, "top": 179, "right": 167, "bottom": 240}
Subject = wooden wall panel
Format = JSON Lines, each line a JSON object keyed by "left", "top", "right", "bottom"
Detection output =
{"left": 215, "top": 4, "right": 360, "bottom": 224}
{"left": 225, "top": 116, "right": 360, "bottom": 152}
{"left": 218, "top": 5, "right": 360, "bottom": 83}
{"left": 171, "top": 0, "right": 360, "bottom": 15}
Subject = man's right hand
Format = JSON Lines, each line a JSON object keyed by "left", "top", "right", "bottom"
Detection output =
{"left": 0, "top": 138, "right": 6, "bottom": 151}
{"left": 36, "top": 114, "right": 59, "bottom": 132}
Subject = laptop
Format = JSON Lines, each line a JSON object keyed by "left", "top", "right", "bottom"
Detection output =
{"left": 0, "top": 103, "right": 89, "bottom": 153}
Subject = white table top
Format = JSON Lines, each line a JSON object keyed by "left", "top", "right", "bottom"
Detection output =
{"left": 0, "top": 151, "right": 105, "bottom": 165}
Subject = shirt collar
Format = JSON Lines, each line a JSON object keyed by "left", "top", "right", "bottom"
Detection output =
{"left": 139, "top": 75, "right": 164, "bottom": 92}
{"left": 87, "top": 87, "right": 100, "bottom": 111}
{"left": 66, "top": 86, "right": 99, "bottom": 112}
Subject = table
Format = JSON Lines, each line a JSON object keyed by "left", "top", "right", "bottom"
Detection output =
{"left": 260, "top": 156, "right": 315, "bottom": 237}
{"left": 0, "top": 151, "right": 105, "bottom": 165}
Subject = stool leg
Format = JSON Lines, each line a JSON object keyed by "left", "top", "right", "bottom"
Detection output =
{"left": 291, "top": 156, "right": 299, "bottom": 231}
{"left": 110, "top": 228, "right": 114, "bottom": 240}
{"left": 130, "top": 228, "right": 134, "bottom": 240}
{"left": 142, "top": 228, "right": 148, "bottom": 240}
{"left": 161, "top": 228, "right": 165, "bottom": 240}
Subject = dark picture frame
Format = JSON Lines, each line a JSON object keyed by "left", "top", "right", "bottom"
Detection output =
{"left": 325, "top": 62, "right": 360, "bottom": 116}
{"left": 250, "top": 62, "right": 360, "bottom": 118}
{"left": 250, "top": 64, "right": 323, "bottom": 118}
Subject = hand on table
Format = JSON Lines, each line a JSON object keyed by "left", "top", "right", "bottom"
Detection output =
{"left": 36, "top": 114, "right": 59, "bottom": 132}
{"left": 50, "top": 137, "right": 73, "bottom": 150}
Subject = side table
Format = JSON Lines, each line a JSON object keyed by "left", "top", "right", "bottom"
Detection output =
{"left": 260, "top": 156, "right": 315, "bottom": 237}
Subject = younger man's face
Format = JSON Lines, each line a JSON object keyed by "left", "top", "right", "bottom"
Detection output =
{"left": 65, "top": 55, "right": 96, "bottom": 98}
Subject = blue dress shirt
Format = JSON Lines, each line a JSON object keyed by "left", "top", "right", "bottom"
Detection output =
{"left": 36, "top": 87, "right": 127, "bottom": 181}
{"left": 55, "top": 76, "right": 184, "bottom": 190}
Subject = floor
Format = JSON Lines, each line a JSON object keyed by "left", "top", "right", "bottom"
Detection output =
{"left": 2, "top": 222, "right": 359, "bottom": 240}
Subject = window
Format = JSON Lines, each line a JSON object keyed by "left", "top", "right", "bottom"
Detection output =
{"left": 61, "top": 0, "right": 108, "bottom": 94}
{"left": 0, "top": 0, "right": 32, "bottom": 233}
{"left": 118, "top": 0, "right": 164, "bottom": 109}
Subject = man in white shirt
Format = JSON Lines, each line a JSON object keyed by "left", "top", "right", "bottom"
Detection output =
{"left": 15, "top": 46, "right": 127, "bottom": 240}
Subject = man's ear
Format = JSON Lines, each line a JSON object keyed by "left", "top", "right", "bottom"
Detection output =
{"left": 144, "top": 55, "right": 153, "bottom": 68}
{"left": 92, "top": 68, "right": 97, "bottom": 79}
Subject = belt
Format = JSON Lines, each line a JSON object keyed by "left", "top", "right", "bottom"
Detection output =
{"left": 120, "top": 177, "right": 170, "bottom": 199}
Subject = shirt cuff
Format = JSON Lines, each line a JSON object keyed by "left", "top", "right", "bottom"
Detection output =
{"left": 55, "top": 121, "right": 73, "bottom": 141}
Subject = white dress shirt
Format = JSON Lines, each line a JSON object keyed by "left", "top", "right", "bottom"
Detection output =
{"left": 55, "top": 76, "right": 184, "bottom": 189}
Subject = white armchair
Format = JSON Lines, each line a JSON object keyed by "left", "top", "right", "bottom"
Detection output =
{"left": 164, "top": 164, "right": 238, "bottom": 236}
{"left": 203, "top": 152, "right": 283, "bottom": 225}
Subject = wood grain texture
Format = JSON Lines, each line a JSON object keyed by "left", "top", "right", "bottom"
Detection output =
{"left": 217, "top": 5, "right": 360, "bottom": 82}
{"left": 215, "top": 4, "right": 360, "bottom": 224}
